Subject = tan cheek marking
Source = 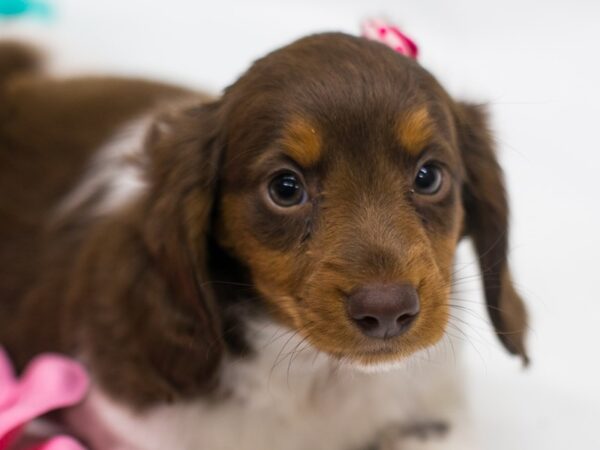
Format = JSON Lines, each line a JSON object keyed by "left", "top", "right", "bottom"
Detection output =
{"left": 281, "top": 118, "right": 322, "bottom": 167}
{"left": 396, "top": 107, "right": 434, "bottom": 155}
{"left": 216, "top": 193, "right": 305, "bottom": 328}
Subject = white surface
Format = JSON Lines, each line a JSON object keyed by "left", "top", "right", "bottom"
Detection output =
{"left": 2, "top": 1, "right": 599, "bottom": 448}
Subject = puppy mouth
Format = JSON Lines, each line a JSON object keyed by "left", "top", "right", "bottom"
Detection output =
{"left": 318, "top": 334, "right": 417, "bottom": 362}
{"left": 322, "top": 347, "right": 412, "bottom": 373}
{"left": 357, "top": 345, "right": 399, "bottom": 355}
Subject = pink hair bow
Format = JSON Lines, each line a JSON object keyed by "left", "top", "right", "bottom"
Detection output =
{"left": 361, "top": 18, "right": 419, "bottom": 59}
{"left": 0, "top": 348, "right": 88, "bottom": 450}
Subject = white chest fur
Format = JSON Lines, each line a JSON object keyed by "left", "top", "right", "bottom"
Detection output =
{"left": 67, "top": 321, "right": 473, "bottom": 450}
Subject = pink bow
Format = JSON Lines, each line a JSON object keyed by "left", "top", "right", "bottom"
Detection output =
{"left": 361, "top": 18, "right": 419, "bottom": 59}
{"left": 0, "top": 348, "right": 88, "bottom": 450}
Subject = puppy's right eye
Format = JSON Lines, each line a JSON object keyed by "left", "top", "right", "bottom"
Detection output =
{"left": 268, "top": 172, "right": 307, "bottom": 207}
{"left": 414, "top": 163, "right": 443, "bottom": 195}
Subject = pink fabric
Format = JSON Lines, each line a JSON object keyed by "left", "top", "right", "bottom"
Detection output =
{"left": 0, "top": 348, "right": 88, "bottom": 450}
{"left": 361, "top": 18, "right": 419, "bottom": 59}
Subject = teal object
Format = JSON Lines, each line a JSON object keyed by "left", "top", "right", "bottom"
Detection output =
{"left": 0, "top": 0, "right": 52, "bottom": 19}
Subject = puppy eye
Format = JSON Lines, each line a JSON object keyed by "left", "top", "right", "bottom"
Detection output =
{"left": 414, "top": 163, "right": 443, "bottom": 195}
{"left": 268, "top": 171, "right": 307, "bottom": 207}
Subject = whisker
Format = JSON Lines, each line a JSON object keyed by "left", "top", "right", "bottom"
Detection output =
{"left": 286, "top": 336, "right": 312, "bottom": 388}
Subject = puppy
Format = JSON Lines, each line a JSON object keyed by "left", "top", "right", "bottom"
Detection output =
{"left": 0, "top": 34, "right": 528, "bottom": 450}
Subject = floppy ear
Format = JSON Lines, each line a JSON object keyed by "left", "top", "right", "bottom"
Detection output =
{"left": 455, "top": 102, "right": 529, "bottom": 364}
{"left": 57, "top": 100, "right": 227, "bottom": 409}
{"left": 135, "top": 101, "right": 226, "bottom": 403}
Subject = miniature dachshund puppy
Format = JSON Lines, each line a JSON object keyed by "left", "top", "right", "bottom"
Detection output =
{"left": 0, "top": 34, "right": 527, "bottom": 449}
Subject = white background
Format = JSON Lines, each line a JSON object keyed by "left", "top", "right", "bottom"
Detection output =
{"left": 2, "top": 1, "right": 599, "bottom": 448}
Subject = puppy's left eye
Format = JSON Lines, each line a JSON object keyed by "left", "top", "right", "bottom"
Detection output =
{"left": 414, "top": 163, "right": 443, "bottom": 195}
{"left": 268, "top": 172, "right": 307, "bottom": 207}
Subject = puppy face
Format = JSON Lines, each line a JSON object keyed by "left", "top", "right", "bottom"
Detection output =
{"left": 142, "top": 33, "right": 526, "bottom": 379}
{"left": 212, "top": 34, "right": 470, "bottom": 366}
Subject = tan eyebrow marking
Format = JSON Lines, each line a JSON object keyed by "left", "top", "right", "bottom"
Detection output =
{"left": 396, "top": 106, "right": 434, "bottom": 155}
{"left": 281, "top": 117, "right": 322, "bottom": 167}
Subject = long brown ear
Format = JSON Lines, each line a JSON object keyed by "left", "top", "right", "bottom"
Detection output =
{"left": 59, "top": 100, "right": 226, "bottom": 410}
{"left": 140, "top": 100, "right": 226, "bottom": 393}
{"left": 456, "top": 102, "right": 529, "bottom": 364}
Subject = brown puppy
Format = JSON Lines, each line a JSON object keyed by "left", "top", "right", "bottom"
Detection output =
{"left": 0, "top": 35, "right": 527, "bottom": 449}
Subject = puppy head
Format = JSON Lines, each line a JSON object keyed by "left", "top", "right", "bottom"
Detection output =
{"left": 150, "top": 33, "right": 528, "bottom": 373}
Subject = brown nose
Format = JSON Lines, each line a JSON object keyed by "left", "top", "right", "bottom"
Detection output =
{"left": 347, "top": 283, "right": 420, "bottom": 339}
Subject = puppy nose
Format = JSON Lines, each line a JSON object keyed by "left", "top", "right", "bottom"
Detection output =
{"left": 347, "top": 283, "right": 420, "bottom": 339}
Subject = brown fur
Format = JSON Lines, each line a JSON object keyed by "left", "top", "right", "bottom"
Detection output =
{"left": 0, "top": 34, "right": 528, "bottom": 410}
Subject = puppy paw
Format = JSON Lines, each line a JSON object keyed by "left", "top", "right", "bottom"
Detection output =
{"left": 376, "top": 421, "right": 479, "bottom": 450}
{"left": 363, "top": 420, "right": 448, "bottom": 450}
